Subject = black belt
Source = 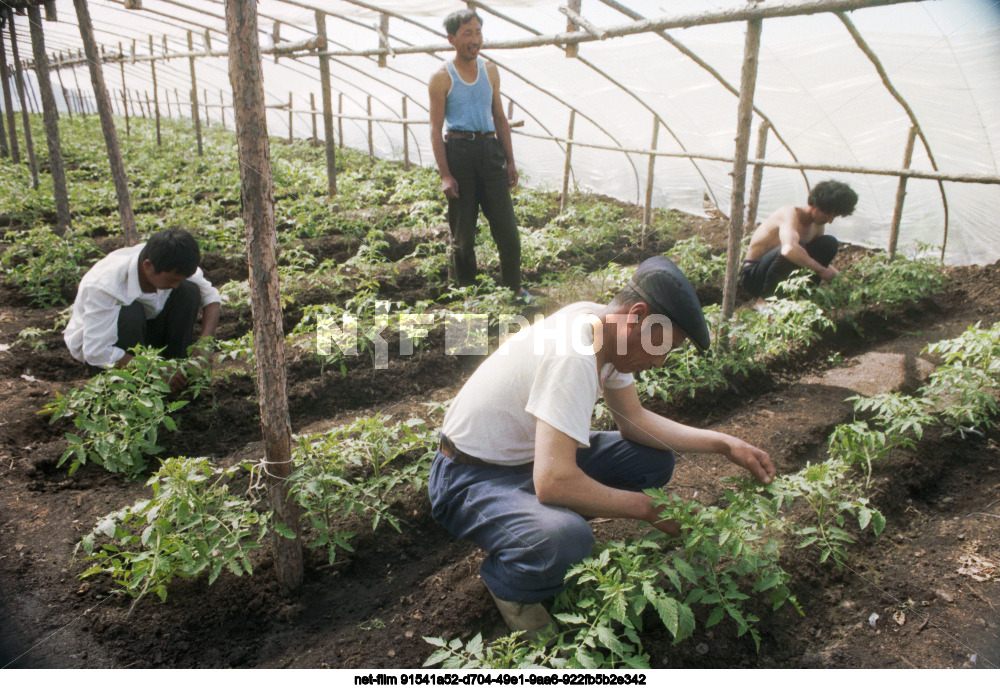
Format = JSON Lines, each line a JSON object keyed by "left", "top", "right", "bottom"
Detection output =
{"left": 439, "top": 435, "right": 494, "bottom": 467}
{"left": 446, "top": 130, "right": 496, "bottom": 141}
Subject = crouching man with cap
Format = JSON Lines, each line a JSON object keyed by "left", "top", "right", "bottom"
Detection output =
{"left": 429, "top": 256, "right": 775, "bottom": 636}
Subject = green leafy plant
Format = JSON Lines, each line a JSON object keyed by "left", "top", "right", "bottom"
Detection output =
{"left": 42, "top": 346, "right": 211, "bottom": 478}
{"left": 76, "top": 456, "right": 269, "bottom": 612}
{"left": 667, "top": 236, "right": 726, "bottom": 287}
{"left": 1, "top": 227, "right": 94, "bottom": 307}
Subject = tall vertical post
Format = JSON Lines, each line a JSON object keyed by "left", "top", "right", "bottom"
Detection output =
{"left": 118, "top": 43, "right": 130, "bottom": 137}
{"left": 337, "top": 92, "right": 344, "bottom": 148}
{"left": 8, "top": 16, "right": 39, "bottom": 190}
{"left": 0, "top": 22, "right": 20, "bottom": 163}
{"left": 71, "top": 55, "right": 87, "bottom": 116}
{"left": 309, "top": 92, "right": 317, "bottom": 143}
{"left": 378, "top": 13, "right": 389, "bottom": 68}
{"left": 287, "top": 91, "right": 293, "bottom": 142}
{"left": 72, "top": 0, "right": 139, "bottom": 245}
{"left": 722, "top": 18, "right": 763, "bottom": 323}
{"left": 560, "top": 109, "right": 576, "bottom": 213}
{"left": 25, "top": 62, "right": 41, "bottom": 114}
{"left": 150, "top": 35, "right": 161, "bottom": 145}
{"left": 203, "top": 88, "right": 209, "bottom": 126}
{"left": 224, "top": 0, "right": 304, "bottom": 591}
{"left": 315, "top": 11, "right": 336, "bottom": 196}
{"left": 565, "top": 0, "right": 581, "bottom": 58}
{"left": 402, "top": 95, "right": 410, "bottom": 170}
{"left": 888, "top": 126, "right": 918, "bottom": 261}
{"left": 28, "top": 4, "right": 71, "bottom": 234}
{"left": 220, "top": 90, "right": 225, "bottom": 128}
{"left": 367, "top": 95, "right": 373, "bottom": 158}
{"left": 54, "top": 53, "right": 72, "bottom": 120}
{"left": 642, "top": 114, "right": 660, "bottom": 247}
{"left": 187, "top": 30, "right": 203, "bottom": 156}
{"left": 0, "top": 71, "right": 7, "bottom": 159}
{"left": 745, "top": 120, "right": 770, "bottom": 231}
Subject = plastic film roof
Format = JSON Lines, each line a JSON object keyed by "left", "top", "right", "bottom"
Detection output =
{"left": 5, "top": 0, "right": 1000, "bottom": 264}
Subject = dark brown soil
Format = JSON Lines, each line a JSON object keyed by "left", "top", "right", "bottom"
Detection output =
{"left": 1, "top": 220, "right": 998, "bottom": 669}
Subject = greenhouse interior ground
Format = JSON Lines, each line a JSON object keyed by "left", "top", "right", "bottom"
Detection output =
{"left": 1, "top": 0, "right": 999, "bottom": 673}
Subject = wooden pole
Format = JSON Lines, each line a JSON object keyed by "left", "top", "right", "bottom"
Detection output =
{"left": 722, "top": 18, "right": 763, "bottom": 323}
{"left": 566, "top": 0, "right": 581, "bottom": 58}
{"left": 746, "top": 120, "right": 770, "bottom": 231}
{"left": 309, "top": 92, "right": 317, "bottom": 143}
{"left": 315, "top": 11, "right": 336, "bottom": 196}
{"left": 54, "top": 54, "right": 72, "bottom": 120}
{"left": 203, "top": 87, "right": 210, "bottom": 127}
{"left": 378, "top": 13, "right": 389, "bottom": 68}
{"left": 220, "top": 89, "right": 225, "bottom": 128}
{"left": 72, "top": 0, "right": 139, "bottom": 246}
{"left": 337, "top": 92, "right": 344, "bottom": 149}
{"left": 224, "top": 0, "right": 304, "bottom": 591}
{"left": 0, "top": 83, "right": 7, "bottom": 158}
{"left": 25, "top": 61, "right": 42, "bottom": 115}
{"left": 367, "top": 95, "right": 374, "bottom": 158}
{"left": 287, "top": 91, "right": 293, "bottom": 143}
{"left": 145, "top": 91, "right": 153, "bottom": 120}
{"left": 8, "top": 17, "right": 39, "bottom": 190}
{"left": 642, "top": 114, "right": 660, "bottom": 247}
{"left": 150, "top": 36, "right": 161, "bottom": 146}
{"left": 560, "top": 109, "right": 576, "bottom": 213}
{"left": 187, "top": 30, "right": 203, "bottom": 156}
{"left": 118, "top": 44, "right": 130, "bottom": 137}
{"left": 0, "top": 25, "right": 20, "bottom": 164}
{"left": 28, "top": 4, "right": 71, "bottom": 234}
{"left": 888, "top": 126, "right": 918, "bottom": 260}
{"left": 70, "top": 56, "right": 87, "bottom": 117}
{"left": 166, "top": 93, "right": 172, "bottom": 119}
{"left": 402, "top": 95, "right": 410, "bottom": 170}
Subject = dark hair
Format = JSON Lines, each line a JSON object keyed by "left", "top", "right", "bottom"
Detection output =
{"left": 808, "top": 180, "right": 858, "bottom": 217}
{"left": 138, "top": 228, "right": 201, "bottom": 276}
{"left": 444, "top": 9, "right": 482, "bottom": 36}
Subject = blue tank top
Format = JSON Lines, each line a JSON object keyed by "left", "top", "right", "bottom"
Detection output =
{"left": 444, "top": 58, "right": 495, "bottom": 134}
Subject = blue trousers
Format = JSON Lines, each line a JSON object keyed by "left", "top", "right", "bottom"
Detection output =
{"left": 428, "top": 431, "right": 675, "bottom": 604}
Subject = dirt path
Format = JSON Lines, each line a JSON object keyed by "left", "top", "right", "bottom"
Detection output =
{"left": 2, "top": 261, "right": 999, "bottom": 669}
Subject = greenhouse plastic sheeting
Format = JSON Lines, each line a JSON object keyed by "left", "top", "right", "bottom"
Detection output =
{"left": 6, "top": 0, "right": 1000, "bottom": 264}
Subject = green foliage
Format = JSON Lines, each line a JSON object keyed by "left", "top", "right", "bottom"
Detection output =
{"left": 76, "top": 456, "right": 268, "bottom": 611}
{"left": 667, "top": 236, "right": 726, "bottom": 287}
{"left": 288, "top": 414, "right": 439, "bottom": 564}
{"left": 41, "top": 346, "right": 211, "bottom": 478}
{"left": 922, "top": 321, "right": 1000, "bottom": 435}
{"left": 1, "top": 227, "right": 94, "bottom": 307}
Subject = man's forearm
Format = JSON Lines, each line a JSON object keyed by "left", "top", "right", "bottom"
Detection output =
{"left": 200, "top": 302, "right": 221, "bottom": 339}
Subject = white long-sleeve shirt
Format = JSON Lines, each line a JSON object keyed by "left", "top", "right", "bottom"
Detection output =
{"left": 64, "top": 244, "right": 221, "bottom": 368}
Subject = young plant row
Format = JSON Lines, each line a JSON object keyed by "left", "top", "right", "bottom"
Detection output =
{"left": 424, "top": 320, "right": 999, "bottom": 669}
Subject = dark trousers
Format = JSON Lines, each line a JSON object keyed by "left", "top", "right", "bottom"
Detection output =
{"left": 428, "top": 431, "right": 675, "bottom": 603}
{"left": 739, "top": 235, "right": 839, "bottom": 298}
{"left": 445, "top": 138, "right": 522, "bottom": 292}
{"left": 115, "top": 280, "right": 200, "bottom": 359}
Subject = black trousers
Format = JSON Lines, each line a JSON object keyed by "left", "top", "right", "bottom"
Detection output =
{"left": 739, "top": 235, "right": 839, "bottom": 298}
{"left": 115, "top": 280, "right": 200, "bottom": 359}
{"left": 445, "top": 138, "right": 522, "bottom": 292}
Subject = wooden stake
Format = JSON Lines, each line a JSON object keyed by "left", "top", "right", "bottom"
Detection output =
{"left": 642, "top": 114, "right": 660, "bottom": 246}
{"left": 315, "top": 11, "right": 336, "bottom": 196}
{"left": 150, "top": 36, "right": 161, "bottom": 146}
{"left": 565, "top": 0, "right": 581, "bottom": 58}
{"left": 28, "top": 4, "right": 71, "bottom": 234}
{"left": 378, "top": 13, "right": 389, "bottom": 68}
{"left": 337, "top": 92, "right": 344, "bottom": 149}
{"left": 367, "top": 95, "right": 374, "bottom": 158}
{"left": 71, "top": 57, "right": 87, "bottom": 117}
{"left": 188, "top": 30, "right": 203, "bottom": 156}
{"left": 224, "top": 0, "right": 304, "bottom": 592}
{"left": 722, "top": 18, "right": 763, "bottom": 324}
{"left": 8, "top": 16, "right": 39, "bottom": 190}
{"left": 54, "top": 53, "right": 71, "bottom": 120}
{"left": 25, "top": 61, "right": 42, "bottom": 115}
{"left": 220, "top": 89, "right": 225, "bottom": 128}
{"left": 402, "top": 95, "right": 410, "bottom": 170}
{"left": 309, "top": 92, "right": 317, "bottom": 143}
{"left": 287, "top": 91, "right": 293, "bottom": 142}
{"left": 72, "top": 0, "right": 139, "bottom": 246}
{"left": 888, "top": 126, "right": 918, "bottom": 260}
{"left": 118, "top": 43, "right": 130, "bottom": 137}
{"left": 0, "top": 82, "right": 7, "bottom": 158}
{"left": 204, "top": 87, "right": 210, "bottom": 127}
{"left": 0, "top": 25, "right": 21, "bottom": 164}
{"left": 560, "top": 109, "right": 576, "bottom": 213}
{"left": 745, "top": 120, "right": 770, "bottom": 231}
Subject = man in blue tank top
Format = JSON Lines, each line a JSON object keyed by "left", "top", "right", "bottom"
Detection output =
{"left": 429, "top": 9, "right": 531, "bottom": 301}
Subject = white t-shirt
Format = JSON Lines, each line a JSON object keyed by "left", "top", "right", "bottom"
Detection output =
{"left": 441, "top": 302, "right": 634, "bottom": 466}
{"left": 64, "top": 244, "right": 221, "bottom": 368}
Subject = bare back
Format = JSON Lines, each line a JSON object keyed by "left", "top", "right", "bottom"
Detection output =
{"left": 745, "top": 205, "right": 826, "bottom": 261}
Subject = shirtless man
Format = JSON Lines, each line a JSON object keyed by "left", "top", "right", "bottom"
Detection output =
{"left": 739, "top": 180, "right": 858, "bottom": 302}
{"left": 429, "top": 9, "right": 531, "bottom": 300}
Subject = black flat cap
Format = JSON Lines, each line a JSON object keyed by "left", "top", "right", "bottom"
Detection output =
{"left": 627, "top": 256, "right": 711, "bottom": 351}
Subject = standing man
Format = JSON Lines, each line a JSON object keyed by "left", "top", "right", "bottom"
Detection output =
{"left": 739, "top": 180, "right": 859, "bottom": 304}
{"left": 429, "top": 9, "right": 531, "bottom": 301}
{"left": 64, "top": 228, "right": 221, "bottom": 392}
{"left": 429, "top": 257, "right": 775, "bottom": 636}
